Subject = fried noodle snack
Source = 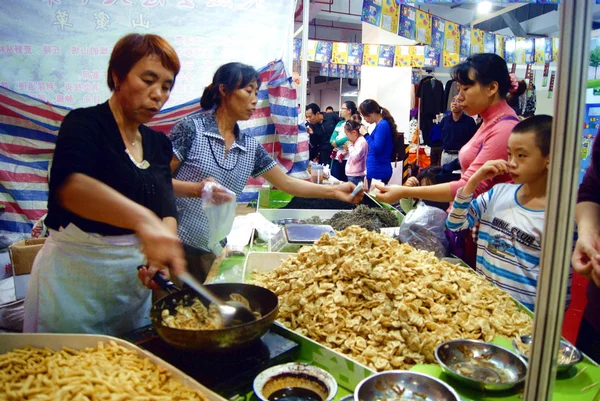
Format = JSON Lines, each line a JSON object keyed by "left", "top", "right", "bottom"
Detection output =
{"left": 254, "top": 226, "right": 532, "bottom": 372}
{"left": 0, "top": 341, "right": 207, "bottom": 401}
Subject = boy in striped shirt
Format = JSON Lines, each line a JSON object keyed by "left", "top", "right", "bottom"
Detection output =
{"left": 447, "top": 115, "right": 569, "bottom": 311}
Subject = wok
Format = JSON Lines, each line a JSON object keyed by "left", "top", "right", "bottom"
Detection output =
{"left": 149, "top": 278, "right": 279, "bottom": 352}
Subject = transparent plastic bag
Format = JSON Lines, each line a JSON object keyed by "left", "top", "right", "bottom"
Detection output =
{"left": 397, "top": 201, "right": 449, "bottom": 259}
{"left": 201, "top": 182, "right": 236, "bottom": 255}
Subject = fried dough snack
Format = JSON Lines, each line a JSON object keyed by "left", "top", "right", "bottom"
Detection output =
{"left": 0, "top": 341, "right": 207, "bottom": 400}
{"left": 254, "top": 226, "right": 532, "bottom": 372}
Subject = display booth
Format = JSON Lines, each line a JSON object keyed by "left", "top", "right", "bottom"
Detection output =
{"left": 1, "top": 1, "right": 599, "bottom": 401}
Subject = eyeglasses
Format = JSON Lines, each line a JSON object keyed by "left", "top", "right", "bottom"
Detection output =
{"left": 341, "top": 107, "right": 348, "bottom": 110}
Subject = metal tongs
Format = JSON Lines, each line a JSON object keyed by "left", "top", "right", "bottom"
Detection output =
{"left": 137, "top": 265, "right": 257, "bottom": 327}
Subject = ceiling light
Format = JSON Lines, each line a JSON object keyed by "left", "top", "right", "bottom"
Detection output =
{"left": 477, "top": 1, "right": 493, "bottom": 14}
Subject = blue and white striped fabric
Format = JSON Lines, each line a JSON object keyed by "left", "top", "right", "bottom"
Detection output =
{"left": 447, "top": 183, "right": 571, "bottom": 311}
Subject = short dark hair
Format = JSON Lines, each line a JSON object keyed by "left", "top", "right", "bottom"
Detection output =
{"left": 417, "top": 166, "right": 443, "bottom": 185}
{"left": 325, "top": 106, "right": 334, "bottom": 111}
{"left": 512, "top": 114, "right": 553, "bottom": 156}
{"left": 306, "top": 103, "right": 321, "bottom": 114}
{"left": 107, "top": 34, "right": 180, "bottom": 91}
{"left": 200, "top": 62, "right": 260, "bottom": 110}
{"left": 452, "top": 53, "right": 511, "bottom": 99}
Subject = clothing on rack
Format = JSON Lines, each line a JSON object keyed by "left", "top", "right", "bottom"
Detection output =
{"left": 513, "top": 84, "right": 537, "bottom": 117}
{"left": 417, "top": 75, "right": 445, "bottom": 146}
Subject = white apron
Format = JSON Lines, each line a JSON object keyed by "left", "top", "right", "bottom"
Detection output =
{"left": 23, "top": 224, "right": 151, "bottom": 336}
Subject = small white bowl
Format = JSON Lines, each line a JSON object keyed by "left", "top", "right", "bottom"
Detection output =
{"left": 253, "top": 362, "right": 338, "bottom": 401}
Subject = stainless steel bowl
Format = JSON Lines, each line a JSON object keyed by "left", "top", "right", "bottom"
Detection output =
{"left": 354, "top": 371, "right": 460, "bottom": 401}
{"left": 435, "top": 339, "right": 527, "bottom": 391}
{"left": 512, "top": 335, "right": 583, "bottom": 372}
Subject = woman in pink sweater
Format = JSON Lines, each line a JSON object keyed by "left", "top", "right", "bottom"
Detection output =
{"left": 343, "top": 120, "right": 368, "bottom": 186}
{"left": 376, "top": 53, "right": 520, "bottom": 204}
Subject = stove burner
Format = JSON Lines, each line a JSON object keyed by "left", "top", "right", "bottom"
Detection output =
{"left": 122, "top": 325, "right": 300, "bottom": 399}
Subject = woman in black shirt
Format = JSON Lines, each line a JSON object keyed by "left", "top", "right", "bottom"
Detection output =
{"left": 23, "top": 34, "right": 185, "bottom": 335}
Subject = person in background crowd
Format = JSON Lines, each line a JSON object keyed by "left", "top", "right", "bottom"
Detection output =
{"left": 447, "top": 115, "right": 566, "bottom": 311}
{"left": 305, "top": 103, "right": 340, "bottom": 164}
{"left": 24, "top": 34, "right": 186, "bottom": 335}
{"left": 330, "top": 100, "right": 357, "bottom": 181}
{"left": 351, "top": 113, "right": 368, "bottom": 136}
{"left": 375, "top": 53, "right": 520, "bottom": 206}
{"left": 572, "top": 134, "right": 600, "bottom": 363}
{"left": 325, "top": 106, "right": 334, "bottom": 113}
{"left": 343, "top": 120, "right": 368, "bottom": 186}
{"left": 359, "top": 99, "right": 397, "bottom": 187}
{"left": 440, "top": 96, "right": 478, "bottom": 166}
{"left": 507, "top": 79, "right": 528, "bottom": 117}
{"left": 169, "top": 63, "right": 362, "bottom": 282}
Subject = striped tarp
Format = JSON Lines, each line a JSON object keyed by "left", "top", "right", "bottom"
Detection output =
{"left": 0, "top": 60, "right": 307, "bottom": 234}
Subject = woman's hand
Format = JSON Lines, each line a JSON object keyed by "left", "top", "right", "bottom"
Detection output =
{"left": 572, "top": 227, "right": 600, "bottom": 287}
{"left": 333, "top": 182, "right": 363, "bottom": 203}
{"left": 134, "top": 216, "right": 187, "bottom": 276}
{"left": 372, "top": 184, "right": 405, "bottom": 204}
{"left": 194, "top": 178, "right": 234, "bottom": 204}
{"left": 137, "top": 264, "right": 171, "bottom": 290}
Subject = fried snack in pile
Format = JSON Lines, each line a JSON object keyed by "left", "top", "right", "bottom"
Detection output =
{"left": 0, "top": 341, "right": 207, "bottom": 400}
{"left": 253, "top": 226, "right": 532, "bottom": 372}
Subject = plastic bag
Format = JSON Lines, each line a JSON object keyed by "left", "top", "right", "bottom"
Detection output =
{"left": 397, "top": 202, "right": 449, "bottom": 259}
{"left": 202, "top": 182, "right": 236, "bottom": 255}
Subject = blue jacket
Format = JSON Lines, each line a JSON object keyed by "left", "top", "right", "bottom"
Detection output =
{"left": 365, "top": 119, "right": 394, "bottom": 180}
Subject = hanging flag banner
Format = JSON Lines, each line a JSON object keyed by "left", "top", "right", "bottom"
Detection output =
{"left": 399, "top": 5, "right": 417, "bottom": 41}
{"left": 505, "top": 36, "right": 516, "bottom": 64}
{"left": 471, "top": 29, "right": 484, "bottom": 54}
{"left": 347, "top": 65, "right": 356, "bottom": 79}
{"left": 355, "top": 65, "right": 362, "bottom": 80}
{"left": 525, "top": 38, "right": 535, "bottom": 64}
{"left": 525, "top": 64, "right": 533, "bottom": 83}
{"left": 431, "top": 16, "right": 445, "bottom": 52}
{"left": 411, "top": 45, "right": 425, "bottom": 68}
{"left": 416, "top": 10, "right": 432, "bottom": 44}
{"left": 362, "top": 0, "right": 383, "bottom": 27}
{"left": 535, "top": 38, "right": 546, "bottom": 65}
{"left": 315, "top": 41, "right": 333, "bottom": 64}
{"left": 363, "top": 44, "right": 380, "bottom": 66}
{"left": 484, "top": 32, "right": 496, "bottom": 53}
{"left": 378, "top": 45, "right": 395, "bottom": 67}
{"left": 293, "top": 39, "right": 302, "bottom": 61}
{"left": 381, "top": 0, "right": 400, "bottom": 34}
{"left": 425, "top": 45, "right": 440, "bottom": 67}
{"left": 319, "top": 63, "right": 329, "bottom": 76}
{"left": 329, "top": 63, "right": 340, "bottom": 78}
{"left": 527, "top": 64, "right": 535, "bottom": 92}
{"left": 543, "top": 62, "right": 550, "bottom": 87}
{"left": 553, "top": 38, "right": 559, "bottom": 61}
{"left": 544, "top": 38, "right": 553, "bottom": 62}
{"left": 511, "top": 63, "right": 517, "bottom": 74}
{"left": 395, "top": 45, "right": 412, "bottom": 67}
{"left": 332, "top": 42, "right": 349, "bottom": 64}
{"left": 459, "top": 25, "right": 471, "bottom": 58}
{"left": 348, "top": 43, "right": 365, "bottom": 66}
{"left": 443, "top": 51, "right": 460, "bottom": 67}
{"left": 515, "top": 37, "right": 527, "bottom": 64}
{"left": 495, "top": 35, "right": 506, "bottom": 59}
{"left": 397, "top": 0, "right": 565, "bottom": 3}
{"left": 307, "top": 40, "right": 318, "bottom": 62}
{"left": 444, "top": 21, "right": 460, "bottom": 54}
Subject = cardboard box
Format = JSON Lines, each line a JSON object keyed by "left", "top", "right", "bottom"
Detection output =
{"left": 9, "top": 238, "right": 45, "bottom": 276}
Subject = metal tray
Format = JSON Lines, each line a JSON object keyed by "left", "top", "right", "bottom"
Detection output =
{"left": 0, "top": 333, "right": 227, "bottom": 401}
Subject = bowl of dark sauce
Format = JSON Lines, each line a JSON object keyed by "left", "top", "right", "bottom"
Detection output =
{"left": 253, "top": 363, "right": 338, "bottom": 401}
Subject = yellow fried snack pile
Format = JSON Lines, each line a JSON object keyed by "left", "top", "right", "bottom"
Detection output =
{"left": 254, "top": 226, "right": 532, "bottom": 372}
{"left": 0, "top": 341, "right": 207, "bottom": 401}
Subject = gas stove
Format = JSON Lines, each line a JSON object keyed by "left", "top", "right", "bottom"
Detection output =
{"left": 122, "top": 325, "right": 300, "bottom": 399}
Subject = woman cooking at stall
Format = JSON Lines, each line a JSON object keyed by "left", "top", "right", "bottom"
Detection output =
{"left": 169, "top": 62, "right": 362, "bottom": 282}
{"left": 23, "top": 34, "right": 186, "bottom": 335}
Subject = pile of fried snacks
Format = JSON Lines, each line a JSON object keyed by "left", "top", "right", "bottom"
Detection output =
{"left": 254, "top": 226, "right": 532, "bottom": 371}
{"left": 0, "top": 341, "right": 207, "bottom": 400}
